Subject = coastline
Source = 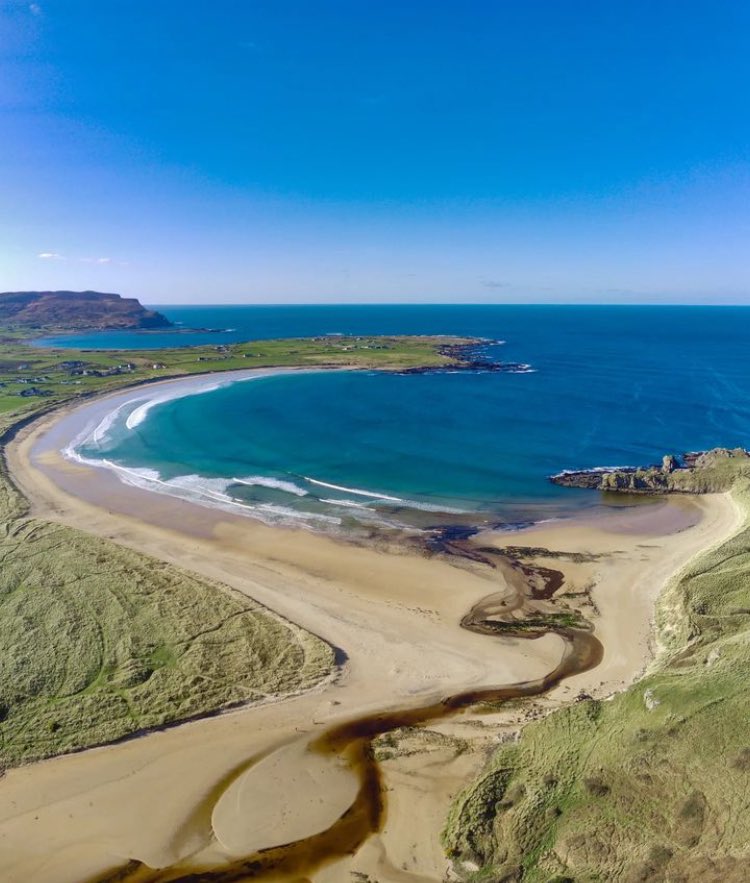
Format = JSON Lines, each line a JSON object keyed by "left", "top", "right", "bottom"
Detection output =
{"left": 0, "top": 371, "right": 743, "bottom": 882}
{"left": 42, "top": 365, "right": 352, "bottom": 531}
{"left": 47, "top": 363, "right": 570, "bottom": 534}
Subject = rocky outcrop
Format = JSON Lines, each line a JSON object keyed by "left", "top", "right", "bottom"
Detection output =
{"left": 0, "top": 291, "right": 172, "bottom": 331}
{"left": 399, "top": 340, "right": 535, "bottom": 375}
{"left": 551, "top": 448, "right": 750, "bottom": 495}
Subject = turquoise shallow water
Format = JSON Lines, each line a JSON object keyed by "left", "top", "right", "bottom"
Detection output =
{"left": 68, "top": 306, "right": 750, "bottom": 531}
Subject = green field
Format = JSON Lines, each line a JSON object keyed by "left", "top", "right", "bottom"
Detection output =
{"left": 0, "top": 332, "right": 463, "bottom": 766}
{"left": 444, "top": 478, "right": 750, "bottom": 882}
{"left": 0, "top": 333, "right": 466, "bottom": 418}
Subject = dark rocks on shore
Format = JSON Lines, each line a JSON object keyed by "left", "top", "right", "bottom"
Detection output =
{"left": 398, "top": 360, "right": 533, "bottom": 376}
{"left": 398, "top": 340, "right": 535, "bottom": 375}
{"left": 551, "top": 469, "right": 617, "bottom": 490}
{"left": 550, "top": 448, "right": 750, "bottom": 495}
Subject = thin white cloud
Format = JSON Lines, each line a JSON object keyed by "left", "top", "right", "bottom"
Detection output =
{"left": 29, "top": 3, "right": 42, "bottom": 16}
{"left": 38, "top": 251, "right": 124, "bottom": 265}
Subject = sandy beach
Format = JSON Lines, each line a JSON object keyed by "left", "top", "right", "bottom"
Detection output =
{"left": 0, "top": 373, "right": 742, "bottom": 883}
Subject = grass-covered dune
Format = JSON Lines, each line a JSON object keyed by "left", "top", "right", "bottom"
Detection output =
{"left": 0, "top": 462, "right": 334, "bottom": 767}
{"left": 444, "top": 479, "right": 750, "bottom": 882}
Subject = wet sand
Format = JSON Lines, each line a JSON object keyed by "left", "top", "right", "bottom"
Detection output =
{"left": 0, "top": 377, "right": 742, "bottom": 883}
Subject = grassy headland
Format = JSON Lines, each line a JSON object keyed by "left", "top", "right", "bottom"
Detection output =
{"left": 444, "top": 474, "right": 750, "bottom": 882}
{"left": 0, "top": 333, "right": 469, "bottom": 418}
{"left": 0, "top": 331, "right": 468, "bottom": 766}
{"left": 553, "top": 448, "right": 750, "bottom": 495}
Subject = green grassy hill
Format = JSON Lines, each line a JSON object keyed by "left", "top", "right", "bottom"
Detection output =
{"left": 444, "top": 481, "right": 750, "bottom": 882}
{"left": 0, "top": 458, "right": 334, "bottom": 766}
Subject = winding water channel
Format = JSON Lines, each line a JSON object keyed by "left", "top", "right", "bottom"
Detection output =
{"left": 96, "top": 549, "right": 603, "bottom": 883}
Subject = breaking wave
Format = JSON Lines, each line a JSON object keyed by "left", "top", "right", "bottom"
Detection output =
{"left": 232, "top": 476, "right": 309, "bottom": 497}
{"left": 303, "top": 477, "right": 405, "bottom": 502}
{"left": 60, "top": 366, "right": 539, "bottom": 535}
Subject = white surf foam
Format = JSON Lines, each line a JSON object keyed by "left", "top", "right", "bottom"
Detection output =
{"left": 386, "top": 499, "right": 470, "bottom": 515}
{"left": 253, "top": 503, "right": 342, "bottom": 526}
{"left": 90, "top": 401, "right": 131, "bottom": 445}
{"left": 554, "top": 465, "right": 638, "bottom": 476}
{"left": 304, "top": 476, "right": 405, "bottom": 502}
{"left": 62, "top": 418, "right": 101, "bottom": 462}
{"left": 305, "top": 477, "right": 471, "bottom": 514}
{"left": 231, "top": 476, "right": 309, "bottom": 496}
{"left": 71, "top": 373, "right": 266, "bottom": 457}
{"left": 97, "top": 370, "right": 284, "bottom": 452}
{"left": 319, "top": 497, "right": 371, "bottom": 509}
{"left": 124, "top": 381, "right": 228, "bottom": 430}
{"left": 65, "top": 452, "right": 342, "bottom": 529}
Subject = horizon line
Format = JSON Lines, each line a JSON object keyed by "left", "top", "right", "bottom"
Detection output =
{"left": 143, "top": 300, "right": 750, "bottom": 308}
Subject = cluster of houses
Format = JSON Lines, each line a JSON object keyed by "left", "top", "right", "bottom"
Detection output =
{"left": 310, "top": 335, "right": 391, "bottom": 350}
{"left": 61, "top": 360, "right": 137, "bottom": 378}
{"left": 6, "top": 359, "right": 164, "bottom": 399}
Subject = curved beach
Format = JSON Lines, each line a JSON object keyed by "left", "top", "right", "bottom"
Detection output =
{"left": 1, "top": 370, "right": 742, "bottom": 882}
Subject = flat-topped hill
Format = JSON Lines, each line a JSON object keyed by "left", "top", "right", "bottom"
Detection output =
{"left": 0, "top": 290, "right": 172, "bottom": 331}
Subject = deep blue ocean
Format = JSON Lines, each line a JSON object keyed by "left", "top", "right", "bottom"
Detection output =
{"left": 51, "top": 306, "right": 750, "bottom": 532}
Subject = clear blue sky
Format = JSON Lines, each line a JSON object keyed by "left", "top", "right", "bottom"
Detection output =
{"left": 1, "top": 0, "right": 748, "bottom": 303}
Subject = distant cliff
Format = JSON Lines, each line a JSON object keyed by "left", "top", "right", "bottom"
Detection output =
{"left": 551, "top": 448, "right": 750, "bottom": 494}
{"left": 0, "top": 291, "right": 172, "bottom": 331}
